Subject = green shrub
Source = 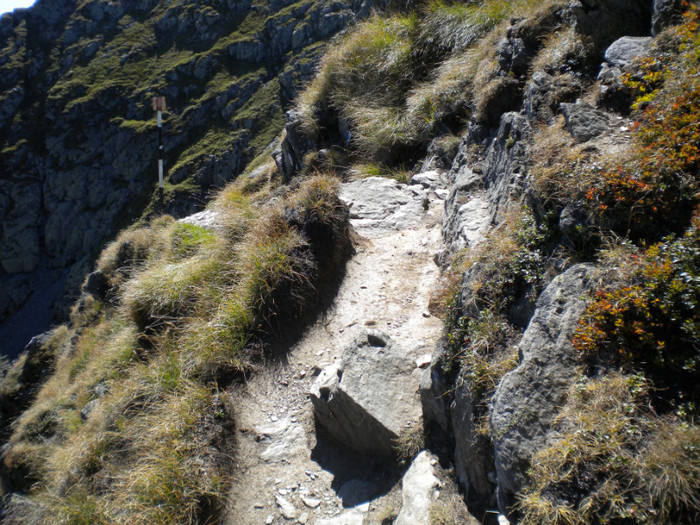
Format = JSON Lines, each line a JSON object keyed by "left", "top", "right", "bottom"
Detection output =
{"left": 573, "top": 218, "right": 700, "bottom": 415}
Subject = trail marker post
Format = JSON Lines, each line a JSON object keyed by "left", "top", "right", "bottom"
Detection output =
{"left": 152, "top": 96, "right": 166, "bottom": 189}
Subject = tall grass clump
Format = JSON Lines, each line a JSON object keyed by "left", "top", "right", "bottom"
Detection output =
{"left": 296, "top": 0, "right": 564, "bottom": 167}
{"left": 518, "top": 374, "right": 700, "bottom": 525}
{"left": 297, "top": 13, "right": 419, "bottom": 162}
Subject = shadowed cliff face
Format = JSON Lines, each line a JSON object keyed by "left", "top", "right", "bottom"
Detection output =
{"left": 0, "top": 0, "right": 379, "bottom": 357}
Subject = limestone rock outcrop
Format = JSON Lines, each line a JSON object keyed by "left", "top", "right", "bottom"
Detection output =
{"left": 491, "top": 264, "right": 597, "bottom": 516}
{"left": 394, "top": 452, "right": 440, "bottom": 525}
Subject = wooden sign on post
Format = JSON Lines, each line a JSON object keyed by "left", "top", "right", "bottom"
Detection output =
{"left": 152, "top": 96, "right": 166, "bottom": 189}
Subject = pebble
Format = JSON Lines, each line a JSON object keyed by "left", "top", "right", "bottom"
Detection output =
{"left": 298, "top": 512, "right": 309, "bottom": 524}
{"left": 271, "top": 415, "right": 278, "bottom": 422}
{"left": 434, "top": 188, "right": 449, "bottom": 200}
{"left": 278, "top": 488, "right": 288, "bottom": 495}
{"left": 265, "top": 515, "right": 274, "bottom": 524}
{"left": 416, "top": 354, "right": 432, "bottom": 369}
{"left": 254, "top": 502, "right": 265, "bottom": 508}
{"left": 301, "top": 496, "right": 322, "bottom": 509}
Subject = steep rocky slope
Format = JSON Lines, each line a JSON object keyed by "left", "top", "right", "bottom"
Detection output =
{"left": 0, "top": 0, "right": 379, "bottom": 357}
{"left": 276, "top": 0, "right": 699, "bottom": 522}
{"left": 1, "top": 0, "right": 699, "bottom": 524}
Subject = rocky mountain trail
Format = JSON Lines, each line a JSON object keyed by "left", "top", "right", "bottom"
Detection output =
{"left": 223, "top": 172, "right": 486, "bottom": 524}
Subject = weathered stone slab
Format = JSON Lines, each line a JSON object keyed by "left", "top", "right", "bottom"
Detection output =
{"left": 310, "top": 330, "right": 421, "bottom": 458}
{"left": 339, "top": 178, "right": 426, "bottom": 237}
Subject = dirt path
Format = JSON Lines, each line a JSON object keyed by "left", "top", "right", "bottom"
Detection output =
{"left": 224, "top": 174, "right": 454, "bottom": 525}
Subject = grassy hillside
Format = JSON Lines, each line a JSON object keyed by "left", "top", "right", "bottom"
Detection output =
{"left": 1, "top": 161, "right": 351, "bottom": 523}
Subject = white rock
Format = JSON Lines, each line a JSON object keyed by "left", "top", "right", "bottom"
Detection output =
{"left": 276, "top": 495, "right": 298, "bottom": 520}
{"left": 339, "top": 177, "right": 426, "bottom": 237}
{"left": 315, "top": 508, "right": 366, "bottom": 525}
{"left": 178, "top": 209, "right": 221, "bottom": 232}
{"left": 394, "top": 451, "right": 439, "bottom": 525}
{"left": 256, "top": 418, "right": 308, "bottom": 462}
{"left": 416, "top": 354, "right": 432, "bottom": 369}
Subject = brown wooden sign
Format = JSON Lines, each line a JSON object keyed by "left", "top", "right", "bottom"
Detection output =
{"left": 152, "top": 96, "right": 166, "bottom": 112}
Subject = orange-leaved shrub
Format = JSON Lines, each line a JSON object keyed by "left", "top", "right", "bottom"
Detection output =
{"left": 586, "top": 7, "right": 700, "bottom": 240}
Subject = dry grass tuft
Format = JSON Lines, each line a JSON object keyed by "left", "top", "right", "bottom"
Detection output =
{"left": 296, "top": 0, "right": 566, "bottom": 166}
{"left": 393, "top": 420, "right": 425, "bottom": 465}
{"left": 518, "top": 373, "right": 700, "bottom": 525}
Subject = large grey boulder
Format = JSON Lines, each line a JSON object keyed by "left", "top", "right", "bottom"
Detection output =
{"left": 310, "top": 330, "right": 421, "bottom": 458}
{"left": 560, "top": 102, "right": 610, "bottom": 142}
{"left": 491, "top": 264, "right": 596, "bottom": 517}
{"left": 603, "top": 36, "right": 652, "bottom": 68}
{"left": 395, "top": 451, "right": 440, "bottom": 525}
